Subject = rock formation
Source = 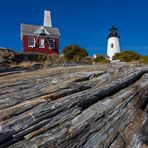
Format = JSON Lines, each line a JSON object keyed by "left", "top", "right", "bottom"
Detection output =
{"left": 0, "top": 64, "right": 147, "bottom": 148}
{"left": 0, "top": 48, "right": 17, "bottom": 64}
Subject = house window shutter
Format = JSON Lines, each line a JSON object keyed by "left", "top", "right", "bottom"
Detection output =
{"left": 28, "top": 37, "right": 35, "bottom": 47}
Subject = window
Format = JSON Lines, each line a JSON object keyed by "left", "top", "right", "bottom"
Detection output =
{"left": 28, "top": 37, "right": 35, "bottom": 47}
{"left": 48, "top": 39, "right": 55, "bottom": 49}
{"left": 39, "top": 38, "right": 45, "bottom": 48}
{"left": 111, "top": 43, "right": 114, "bottom": 48}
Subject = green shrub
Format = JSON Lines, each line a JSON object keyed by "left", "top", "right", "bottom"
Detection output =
{"left": 47, "top": 54, "right": 60, "bottom": 63}
{"left": 13, "top": 53, "right": 47, "bottom": 63}
{"left": 94, "top": 55, "right": 110, "bottom": 63}
{"left": 140, "top": 56, "right": 148, "bottom": 63}
{"left": 113, "top": 51, "right": 141, "bottom": 62}
{"left": 36, "top": 54, "right": 47, "bottom": 62}
{"left": 63, "top": 45, "right": 88, "bottom": 62}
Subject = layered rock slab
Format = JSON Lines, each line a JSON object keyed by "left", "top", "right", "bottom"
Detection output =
{"left": 0, "top": 64, "right": 147, "bottom": 148}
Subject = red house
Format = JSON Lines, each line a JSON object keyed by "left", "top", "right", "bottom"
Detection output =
{"left": 21, "top": 10, "right": 60, "bottom": 55}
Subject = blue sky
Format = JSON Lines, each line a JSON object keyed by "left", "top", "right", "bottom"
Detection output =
{"left": 0, "top": 0, "right": 148, "bottom": 56}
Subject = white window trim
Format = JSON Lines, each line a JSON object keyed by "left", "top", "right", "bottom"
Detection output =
{"left": 48, "top": 39, "right": 55, "bottom": 49}
{"left": 28, "top": 37, "right": 35, "bottom": 48}
{"left": 39, "top": 38, "right": 45, "bottom": 48}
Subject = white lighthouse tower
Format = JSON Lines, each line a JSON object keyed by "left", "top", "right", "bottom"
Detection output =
{"left": 107, "top": 25, "right": 121, "bottom": 60}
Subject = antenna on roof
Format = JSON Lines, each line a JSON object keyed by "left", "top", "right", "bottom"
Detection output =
{"left": 43, "top": 10, "right": 52, "bottom": 27}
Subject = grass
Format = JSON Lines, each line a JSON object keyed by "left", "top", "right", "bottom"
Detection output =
{"left": 10, "top": 61, "right": 36, "bottom": 68}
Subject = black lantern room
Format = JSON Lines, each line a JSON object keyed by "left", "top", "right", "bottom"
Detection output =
{"left": 107, "top": 25, "right": 120, "bottom": 39}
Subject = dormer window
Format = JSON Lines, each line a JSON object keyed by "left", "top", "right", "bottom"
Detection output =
{"left": 28, "top": 37, "right": 35, "bottom": 47}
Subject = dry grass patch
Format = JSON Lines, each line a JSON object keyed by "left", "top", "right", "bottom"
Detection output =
{"left": 10, "top": 61, "right": 36, "bottom": 68}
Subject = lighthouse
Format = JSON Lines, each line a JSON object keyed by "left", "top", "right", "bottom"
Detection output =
{"left": 107, "top": 25, "right": 121, "bottom": 60}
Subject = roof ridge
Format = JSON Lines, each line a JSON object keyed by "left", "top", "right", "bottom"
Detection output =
{"left": 21, "top": 23, "right": 58, "bottom": 29}
{"left": 21, "top": 24, "right": 60, "bottom": 36}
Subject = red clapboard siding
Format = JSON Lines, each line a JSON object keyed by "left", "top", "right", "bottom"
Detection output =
{"left": 23, "top": 35, "right": 59, "bottom": 55}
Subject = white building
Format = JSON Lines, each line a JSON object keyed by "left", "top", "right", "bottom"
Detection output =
{"left": 107, "top": 25, "right": 121, "bottom": 60}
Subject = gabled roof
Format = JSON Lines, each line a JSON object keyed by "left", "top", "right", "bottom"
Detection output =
{"left": 21, "top": 24, "right": 60, "bottom": 38}
{"left": 34, "top": 26, "right": 50, "bottom": 35}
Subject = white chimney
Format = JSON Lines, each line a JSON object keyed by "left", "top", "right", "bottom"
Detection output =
{"left": 43, "top": 10, "right": 52, "bottom": 27}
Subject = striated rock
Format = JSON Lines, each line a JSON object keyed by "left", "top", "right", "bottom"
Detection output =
{"left": 0, "top": 64, "right": 147, "bottom": 148}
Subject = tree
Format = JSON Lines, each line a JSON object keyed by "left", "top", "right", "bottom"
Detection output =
{"left": 63, "top": 45, "right": 88, "bottom": 62}
{"left": 113, "top": 51, "right": 141, "bottom": 62}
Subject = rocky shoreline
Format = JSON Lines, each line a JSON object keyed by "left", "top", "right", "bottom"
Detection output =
{"left": 0, "top": 63, "right": 147, "bottom": 148}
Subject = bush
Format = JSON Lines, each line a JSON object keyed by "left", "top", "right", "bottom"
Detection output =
{"left": 63, "top": 45, "right": 88, "bottom": 62}
{"left": 113, "top": 51, "right": 141, "bottom": 62}
{"left": 13, "top": 53, "right": 47, "bottom": 63}
{"left": 36, "top": 54, "right": 47, "bottom": 62}
{"left": 141, "top": 56, "right": 148, "bottom": 63}
{"left": 94, "top": 55, "right": 110, "bottom": 63}
{"left": 46, "top": 54, "right": 60, "bottom": 63}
